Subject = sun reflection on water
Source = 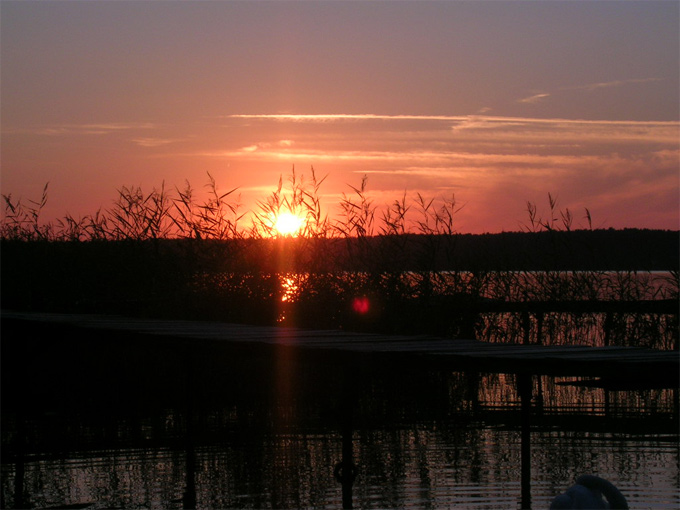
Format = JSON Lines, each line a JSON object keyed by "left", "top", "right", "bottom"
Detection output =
{"left": 278, "top": 273, "right": 306, "bottom": 324}
{"left": 280, "top": 274, "right": 300, "bottom": 303}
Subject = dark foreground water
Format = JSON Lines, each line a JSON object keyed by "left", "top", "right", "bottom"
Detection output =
{"left": 1, "top": 319, "right": 678, "bottom": 509}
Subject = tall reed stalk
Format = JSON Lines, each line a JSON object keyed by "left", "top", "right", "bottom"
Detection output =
{"left": 1, "top": 173, "right": 677, "bottom": 347}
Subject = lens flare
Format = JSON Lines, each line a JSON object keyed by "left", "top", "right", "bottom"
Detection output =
{"left": 352, "top": 296, "right": 370, "bottom": 315}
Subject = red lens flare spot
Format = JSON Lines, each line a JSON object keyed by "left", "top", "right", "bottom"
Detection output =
{"left": 352, "top": 296, "right": 370, "bottom": 315}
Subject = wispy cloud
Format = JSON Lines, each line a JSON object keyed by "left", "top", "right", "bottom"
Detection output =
{"left": 197, "top": 148, "right": 679, "bottom": 176}
{"left": 4, "top": 122, "right": 155, "bottom": 136}
{"left": 517, "top": 93, "right": 551, "bottom": 104}
{"left": 77, "top": 122, "right": 155, "bottom": 132}
{"left": 236, "top": 140, "right": 296, "bottom": 153}
{"left": 227, "top": 113, "right": 676, "bottom": 129}
{"left": 566, "top": 77, "right": 662, "bottom": 91}
{"left": 217, "top": 115, "right": 679, "bottom": 154}
{"left": 515, "top": 77, "right": 663, "bottom": 107}
{"left": 132, "top": 137, "right": 182, "bottom": 147}
{"left": 228, "top": 114, "right": 468, "bottom": 122}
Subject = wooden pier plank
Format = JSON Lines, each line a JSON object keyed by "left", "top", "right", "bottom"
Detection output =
{"left": 2, "top": 311, "right": 678, "bottom": 379}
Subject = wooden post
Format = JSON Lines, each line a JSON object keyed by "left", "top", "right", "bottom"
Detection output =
{"left": 518, "top": 373, "right": 533, "bottom": 510}
{"left": 183, "top": 351, "right": 197, "bottom": 510}
{"left": 603, "top": 311, "right": 613, "bottom": 347}
{"left": 12, "top": 411, "right": 28, "bottom": 510}
{"left": 521, "top": 312, "right": 531, "bottom": 345}
{"left": 534, "top": 375, "right": 544, "bottom": 415}
{"left": 536, "top": 312, "right": 544, "bottom": 345}
{"left": 466, "top": 371, "right": 481, "bottom": 415}
{"left": 335, "top": 365, "right": 360, "bottom": 509}
{"left": 338, "top": 415, "right": 356, "bottom": 509}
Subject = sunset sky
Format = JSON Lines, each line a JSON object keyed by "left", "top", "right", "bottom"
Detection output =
{"left": 2, "top": 0, "right": 678, "bottom": 234}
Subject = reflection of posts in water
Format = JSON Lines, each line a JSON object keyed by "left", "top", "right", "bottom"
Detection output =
{"left": 183, "top": 439, "right": 197, "bottom": 510}
{"left": 518, "top": 373, "right": 533, "bottom": 510}
{"left": 465, "top": 371, "right": 481, "bottom": 415}
{"left": 13, "top": 456, "right": 25, "bottom": 510}
{"left": 334, "top": 420, "right": 358, "bottom": 509}
{"left": 334, "top": 366, "right": 360, "bottom": 510}
{"left": 10, "top": 410, "right": 28, "bottom": 510}
{"left": 183, "top": 351, "right": 197, "bottom": 510}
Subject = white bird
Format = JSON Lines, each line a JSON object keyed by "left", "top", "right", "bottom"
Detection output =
{"left": 550, "top": 474, "right": 629, "bottom": 509}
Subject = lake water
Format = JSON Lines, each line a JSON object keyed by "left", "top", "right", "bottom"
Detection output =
{"left": 1, "top": 323, "right": 678, "bottom": 509}
{"left": 274, "top": 270, "right": 678, "bottom": 348}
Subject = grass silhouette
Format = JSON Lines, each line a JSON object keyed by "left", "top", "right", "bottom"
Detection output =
{"left": 1, "top": 170, "right": 677, "bottom": 347}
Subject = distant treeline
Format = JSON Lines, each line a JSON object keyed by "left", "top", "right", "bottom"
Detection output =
{"left": 250, "top": 228, "right": 679, "bottom": 271}
{"left": 1, "top": 228, "right": 677, "bottom": 308}
{"left": 432, "top": 229, "right": 679, "bottom": 271}
{"left": 1, "top": 228, "right": 678, "bottom": 344}
{"left": 236, "top": 229, "right": 677, "bottom": 271}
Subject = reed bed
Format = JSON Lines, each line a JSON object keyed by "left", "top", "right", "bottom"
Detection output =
{"left": 1, "top": 170, "right": 677, "bottom": 348}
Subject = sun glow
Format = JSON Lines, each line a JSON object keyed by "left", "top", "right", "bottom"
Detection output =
{"left": 274, "top": 212, "right": 306, "bottom": 237}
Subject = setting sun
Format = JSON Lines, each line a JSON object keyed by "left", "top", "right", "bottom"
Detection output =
{"left": 274, "top": 212, "right": 306, "bottom": 237}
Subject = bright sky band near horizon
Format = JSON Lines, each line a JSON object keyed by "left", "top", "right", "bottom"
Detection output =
{"left": 1, "top": 0, "right": 678, "bottom": 234}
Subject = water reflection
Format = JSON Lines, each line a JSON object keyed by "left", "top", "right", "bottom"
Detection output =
{"left": 2, "top": 335, "right": 678, "bottom": 510}
{"left": 278, "top": 273, "right": 305, "bottom": 324}
{"left": 270, "top": 271, "right": 677, "bottom": 348}
{"left": 6, "top": 427, "right": 676, "bottom": 509}
{"left": 2, "top": 386, "right": 680, "bottom": 509}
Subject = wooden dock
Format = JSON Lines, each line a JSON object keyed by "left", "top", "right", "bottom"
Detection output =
{"left": 2, "top": 310, "right": 678, "bottom": 382}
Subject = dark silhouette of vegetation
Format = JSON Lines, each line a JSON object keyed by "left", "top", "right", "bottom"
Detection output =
{"left": 1, "top": 170, "right": 678, "bottom": 347}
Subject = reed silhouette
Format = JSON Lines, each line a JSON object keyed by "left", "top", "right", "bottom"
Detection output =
{"left": 1, "top": 171, "right": 677, "bottom": 345}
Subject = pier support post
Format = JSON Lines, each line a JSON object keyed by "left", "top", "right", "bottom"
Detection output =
{"left": 518, "top": 373, "right": 533, "bottom": 510}
{"left": 536, "top": 312, "right": 544, "bottom": 345}
{"left": 522, "top": 312, "right": 532, "bottom": 345}
{"left": 334, "top": 365, "right": 360, "bottom": 509}
{"left": 183, "top": 351, "right": 197, "bottom": 510}
{"left": 466, "top": 371, "right": 481, "bottom": 415}
{"left": 603, "top": 311, "right": 613, "bottom": 347}
{"left": 11, "top": 411, "right": 28, "bottom": 510}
